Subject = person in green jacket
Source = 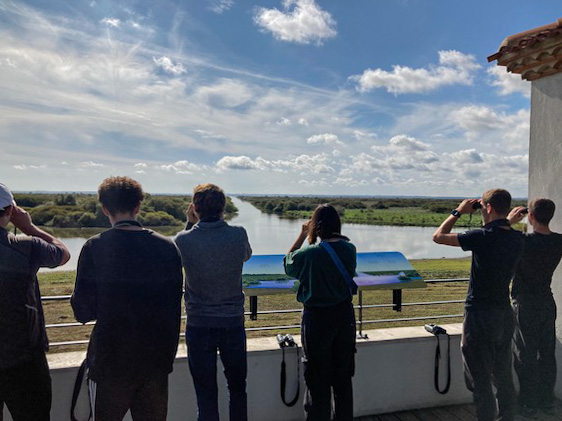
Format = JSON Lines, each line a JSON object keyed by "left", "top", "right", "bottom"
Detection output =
{"left": 284, "top": 204, "right": 357, "bottom": 421}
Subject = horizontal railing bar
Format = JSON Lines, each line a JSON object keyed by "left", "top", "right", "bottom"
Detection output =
{"left": 358, "top": 314, "right": 464, "bottom": 324}
{"left": 50, "top": 340, "right": 90, "bottom": 347}
{"left": 39, "top": 278, "right": 471, "bottom": 302}
{"left": 42, "top": 295, "right": 72, "bottom": 301}
{"left": 45, "top": 321, "right": 95, "bottom": 328}
{"left": 401, "top": 300, "right": 465, "bottom": 306}
{"left": 424, "top": 278, "right": 469, "bottom": 284}
{"left": 245, "top": 324, "right": 301, "bottom": 331}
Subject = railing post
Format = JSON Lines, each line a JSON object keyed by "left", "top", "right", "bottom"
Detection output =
{"left": 357, "top": 290, "right": 368, "bottom": 339}
{"left": 393, "top": 290, "right": 402, "bottom": 312}
{"left": 250, "top": 296, "right": 258, "bottom": 320}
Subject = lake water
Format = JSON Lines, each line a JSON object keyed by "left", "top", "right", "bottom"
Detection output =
{"left": 42, "top": 197, "right": 469, "bottom": 272}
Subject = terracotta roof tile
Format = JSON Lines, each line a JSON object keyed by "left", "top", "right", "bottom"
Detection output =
{"left": 488, "top": 18, "right": 562, "bottom": 81}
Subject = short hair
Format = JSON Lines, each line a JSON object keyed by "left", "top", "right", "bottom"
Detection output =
{"left": 308, "top": 204, "right": 342, "bottom": 244}
{"left": 529, "top": 198, "right": 555, "bottom": 225}
{"left": 192, "top": 183, "right": 226, "bottom": 219}
{"left": 482, "top": 188, "right": 511, "bottom": 216}
{"left": 98, "top": 176, "right": 144, "bottom": 215}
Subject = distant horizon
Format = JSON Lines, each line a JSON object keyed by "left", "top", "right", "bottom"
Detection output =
{"left": 10, "top": 191, "right": 529, "bottom": 201}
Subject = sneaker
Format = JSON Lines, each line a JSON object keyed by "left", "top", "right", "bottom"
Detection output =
{"left": 518, "top": 403, "right": 538, "bottom": 418}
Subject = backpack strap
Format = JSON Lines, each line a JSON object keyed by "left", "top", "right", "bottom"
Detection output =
{"left": 319, "top": 241, "right": 358, "bottom": 295}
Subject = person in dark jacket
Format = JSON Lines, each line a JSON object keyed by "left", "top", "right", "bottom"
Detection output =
{"left": 284, "top": 204, "right": 357, "bottom": 421}
{"left": 0, "top": 182, "right": 70, "bottom": 421}
{"left": 508, "top": 198, "right": 562, "bottom": 416}
{"left": 71, "top": 177, "right": 183, "bottom": 421}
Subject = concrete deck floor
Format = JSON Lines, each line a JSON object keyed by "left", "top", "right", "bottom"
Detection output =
{"left": 355, "top": 402, "right": 562, "bottom": 420}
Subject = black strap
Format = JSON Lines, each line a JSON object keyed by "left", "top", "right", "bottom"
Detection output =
{"left": 319, "top": 241, "right": 358, "bottom": 295}
{"left": 280, "top": 345, "right": 300, "bottom": 407}
{"left": 433, "top": 334, "right": 451, "bottom": 394}
{"left": 71, "top": 359, "right": 92, "bottom": 421}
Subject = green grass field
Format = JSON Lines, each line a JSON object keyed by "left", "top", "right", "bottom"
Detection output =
{"left": 40, "top": 258, "right": 471, "bottom": 354}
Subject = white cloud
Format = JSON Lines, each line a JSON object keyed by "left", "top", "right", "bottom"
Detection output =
{"left": 448, "top": 149, "right": 484, "bottom": 164}
{"left": 254, "top": 0, "right": 337, "bottom": 45}
{"left": 159, "top": 160, "right": 202, "bottom": 174}
{"left": 350, "top": 50, "right": 481, "bottom": 94}
{"left": 216, "top": 156, "right": 265, "bottom": 171}
{"left": 100, "top": 18, "right": 120, "bottom": 28}
{"left": 307, "top": 133, "right": 342, "bottom": 145}
{"left": 194, "top": 79, "right": 253, "bottom": 108}
{"left": 277, "top": 117, "right": 292, "bottom": 126}
{"left": 208, "top": 0, "right": 234, "bottom": 14}
{"left": 12, "top": 164, "right": 45, "bottom": 170}
{"left": 153, "top": 56, "right": 186, "bottom": 76}
{"left": 353, "top": 130, "right": 376, "bottom": 141}
{"left": 388, "top": 134, "right": 429, "bottom": 151}
{"left": 78, "top": 161, "right": 104, "bottom": 168}
{"left": 134, "top": 163, "right": 147, "bottom": 168}
{"left": 193, "top": 129, "right": 225, "bottom": 140}
{"left": 487, "top": 66, "right": 531, "bottom": 98}
{"left": 298, "top": 118, "right": 309, "bottom": 126}
{"left": 449, "top": 106, "right": 530, "bottom": 150}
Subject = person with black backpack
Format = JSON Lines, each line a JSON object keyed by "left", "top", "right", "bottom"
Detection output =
{"left": 284, "top": 204, "right": 357, "bottom": 421}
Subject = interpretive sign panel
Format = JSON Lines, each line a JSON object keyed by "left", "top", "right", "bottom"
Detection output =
{"left": 242, "top": 251, "right": 425, "bottom": 296}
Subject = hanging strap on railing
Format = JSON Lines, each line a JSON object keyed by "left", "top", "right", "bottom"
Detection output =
{"left": 425, "top": 324, "right": 451, "bottom": 395}
{"left": 280, "top": 345, "right": 300, "bottom": 407}
{"left": 71, "top": 359, "right": 92, "bottom": 421}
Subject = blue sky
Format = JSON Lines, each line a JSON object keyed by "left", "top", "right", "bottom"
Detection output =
{"left": 0, "top": 0, "right": 559, "bottom": 196}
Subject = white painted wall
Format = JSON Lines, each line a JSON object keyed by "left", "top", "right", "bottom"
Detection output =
{"left": 529, "top": 72, "right": 562, "bottom": 399}
{"left": 2, "top": 324, "right": 471, "bottom": 420}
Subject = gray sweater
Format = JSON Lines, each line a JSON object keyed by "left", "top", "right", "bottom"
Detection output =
{"left": 174, "top": 220, "right": 252, "bottom": 327}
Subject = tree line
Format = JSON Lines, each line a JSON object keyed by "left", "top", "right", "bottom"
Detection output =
{"left": 14, "top": 193, "right": 238, "bottom": 228}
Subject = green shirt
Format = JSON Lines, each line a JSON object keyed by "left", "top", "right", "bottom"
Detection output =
{"left": 284, "top": 240, "right": 357, "bottom": 307}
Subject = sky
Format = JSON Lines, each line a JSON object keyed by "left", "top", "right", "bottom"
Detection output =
{"left": 0, "top": 0, "right": 559, "bottom": 196}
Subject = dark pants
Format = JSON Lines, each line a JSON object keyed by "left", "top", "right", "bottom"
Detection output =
{"left": 0, "top": 352, "right": 51, "bottom": 421}
{"left": 462, "top": 307, "right": 516, "bottom": 421}
{"left": 513, "top": 295, "right": 557, "bottom": 409}
{"left": 89, "top": 374, "right": 169, "bottom": 421}
{"left": 186, "top": 325, "right": 247, "bottom": 421}
{"left": 302, "top": 301, "right": 356, "bottom": 421}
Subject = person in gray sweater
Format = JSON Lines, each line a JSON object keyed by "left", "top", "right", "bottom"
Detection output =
{"left": 175, "top": 183, "right": 252, "bottom": 421}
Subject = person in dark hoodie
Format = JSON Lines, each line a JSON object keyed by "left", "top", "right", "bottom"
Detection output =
{"left": 71, "top": 176, "right": 182, "bottom": 421}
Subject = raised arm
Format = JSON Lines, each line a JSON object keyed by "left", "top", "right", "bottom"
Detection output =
{"left": 288, "top": 221, "right": 310, "bottom": 253}
{"left": 10, "top": 206, "right": 70, "bottom": 265}
{"left": 433, "top": 199, "right": 479, "bottom": 247}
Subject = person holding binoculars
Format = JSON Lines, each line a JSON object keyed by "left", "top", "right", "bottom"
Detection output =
{"left": 284, "top": 204, "right": 357, "bottom": 421}
{"left": 433, "top": 189, "right": 523, "bottom": 421}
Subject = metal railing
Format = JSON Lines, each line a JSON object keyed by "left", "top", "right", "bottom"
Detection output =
{"left": 43, "top": 278, "right": 469, "bottom": 347}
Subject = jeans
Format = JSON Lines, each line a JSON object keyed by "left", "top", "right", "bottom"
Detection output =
{"left": 302, "top": 300, "right": 356, "bottom": 421}
{"left": 186, "top": 325, "right": 247, "bottom": 421}
{"left": 462, "top": 306, "right": 516, "bottom": 421}
{"left": 89, "top": 374, "right": 169, "bottom": 421}
{"left": 513, "top": 295, "right": 557, "bottom": 409}
{"left": 0, "top": 352, "right": 51, "bottom": 421}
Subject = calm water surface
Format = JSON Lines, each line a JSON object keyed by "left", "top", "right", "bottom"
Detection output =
{"left": 43, "top": 197, "right": 469, "bottom": 272}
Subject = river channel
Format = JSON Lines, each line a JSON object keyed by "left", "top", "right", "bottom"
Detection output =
{"left": 43, "top": 197, "right": 469, "bottom": 272}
